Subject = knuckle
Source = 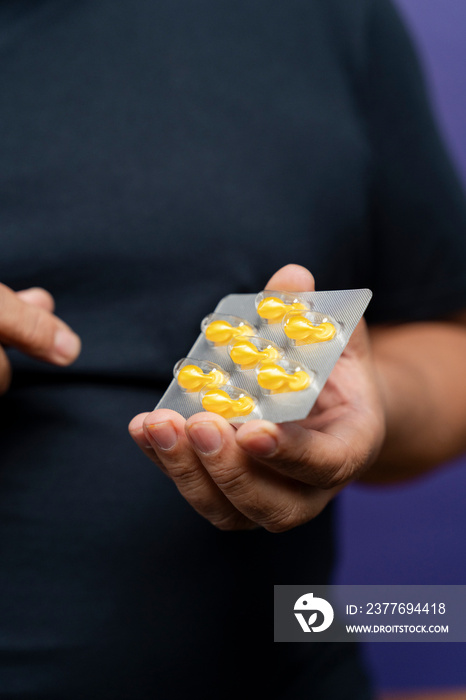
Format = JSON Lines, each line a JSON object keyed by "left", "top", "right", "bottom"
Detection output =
{"left": 261, "top": 502, "right": 304, "bottom": 533}
{"left": 170, "top": 470, "right": 218, "bottom": 513}
{"left": 263, "top": 515, "right": 295, "bottom": 534}
{"left": 321, "top": 446, "right": 365, "bottom": 489}
{"left": 209, "top": 511, "right": 251, "bottom": 531}
{"left": 21, "top": 308, "right": 53, "bottom": 352}
{"left": 310, "top": 457, "right": 352, "bottom": 489}
{"left": 169, "top": 462, "right": 204, "bottom": 488}
{"left": 189, "top": 492, "right": 218, "bottom": 517}
{"left": 277, "top": 444, "right": 313, "bottom": 475}
{"left": 184, "top": 487, "right": 244, "bottom": 530}
{"left": 211, "top": 465, "right": 252, "bottom": 498}
{"left": 272, "top": 442, "right": 317, "bottom": 481}
{"left": 34, "top": 288, "right": 55, "bottom": 310}
{"left": 314, "top": 466, "right": 345, "bottom": 489}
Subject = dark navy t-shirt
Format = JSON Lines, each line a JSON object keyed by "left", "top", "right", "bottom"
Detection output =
{"left": 1, "top": 1, "right": 466, "bottom": 698}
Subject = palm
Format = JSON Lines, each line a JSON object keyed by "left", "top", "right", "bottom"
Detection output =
{"left": 293, "top": 323, "right": 386, "bottom": 485}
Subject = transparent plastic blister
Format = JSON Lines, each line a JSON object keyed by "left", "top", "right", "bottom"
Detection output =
{"left": 255, "top": 290, "right": 311, "bottom": 324}
{"left": 201, "top": 313, "right": 256, "bottom": 346}
{"left": 156, "top": 288, "right": 372, "bottom": 424}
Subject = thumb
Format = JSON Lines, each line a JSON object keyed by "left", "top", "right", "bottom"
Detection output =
{"left": 265, "top": 264, "right": 315, "bottom": 293}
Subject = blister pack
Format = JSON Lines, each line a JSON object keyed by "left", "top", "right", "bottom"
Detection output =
{"left": 155, "top": 288, "right": 372, "bottom": 424}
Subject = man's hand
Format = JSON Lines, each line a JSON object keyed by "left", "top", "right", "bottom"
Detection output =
{"left": 0, "top": 284, "right": 81, "bottom": 393}
{"left": 129, "top": 265, "right": 386, "bottom": 531}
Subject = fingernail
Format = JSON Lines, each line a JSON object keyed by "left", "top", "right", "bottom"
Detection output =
{"left": 241, "top": 429, "right": 278, "bottom": 456}
{"left": 187, "top": 422, "right": 222, "bottom": 454}
{"left": 146, "top": 422, "right": 177, "bottom": 450}
{"left": 54, "top": 328, "right": 81, "bottom": 362}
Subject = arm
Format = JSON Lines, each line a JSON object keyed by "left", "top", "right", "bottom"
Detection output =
{"left": 366, "top": 314, "right": 466, "bottom": 483}
{"left": 344, "top": 0, "right": 466, "bottom": 482}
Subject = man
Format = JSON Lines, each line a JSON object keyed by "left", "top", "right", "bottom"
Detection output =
{"left": 1, "top": 0, "right": 466, "bottom": 697}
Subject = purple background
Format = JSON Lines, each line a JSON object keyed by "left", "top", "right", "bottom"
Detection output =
{"left": 334, "top": 0, "right": 466, "bottom": 691}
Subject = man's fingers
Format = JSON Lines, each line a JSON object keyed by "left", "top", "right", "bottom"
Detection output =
{"left": 0, "top": 346, "right": 12, "bottom": 395}
{"left": 130, "top": 409, "right": 254, "bottom": 530}
{"left": 16, "top": 287, "right": 55, "bottom": 312}
{"left": 129, "top": 409, "right": 337, "bottom": 532}
{"left": 128, "top": 412, "right": 161, "bottom": 456}
{"left": 185, "top": 413, "right": 331, "bottom": 532}
{"left": 235, "top": 419, "right": 354, "bottom": 489}
{"left": 265, "top": 263, "right": 315, "bottom": 293}
{"left": 0, "top": 283, "right": 81, "bottom": 365}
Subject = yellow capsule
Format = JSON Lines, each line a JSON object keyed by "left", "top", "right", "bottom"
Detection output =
{"left": 284, "top": 316, "right": 336, "bottom": 344}
{"left": 204, "top": 320, "right": 253, "bottom": 346}
{"left": 257, "top": 296, "right": 308, "bottom": 323}
{"left": 229, "top": 339, "right": 281, "bottom": 370}
{"left": 177, "top": 365, "right": 226, "bottom": 392}
{"left": 201, "top": 389, "right": 256, "bottom": 419}
{"left": 257, "top": 364, "right": 311, "bottom": 393}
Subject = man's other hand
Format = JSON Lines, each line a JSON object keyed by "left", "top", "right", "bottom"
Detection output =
{"left": 0, "top": 284, "right": 81, "bottom": 393}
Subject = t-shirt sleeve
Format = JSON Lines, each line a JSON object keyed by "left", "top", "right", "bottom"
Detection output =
{"left": 359, "top": 0, "right": 466, "bottom": 324}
